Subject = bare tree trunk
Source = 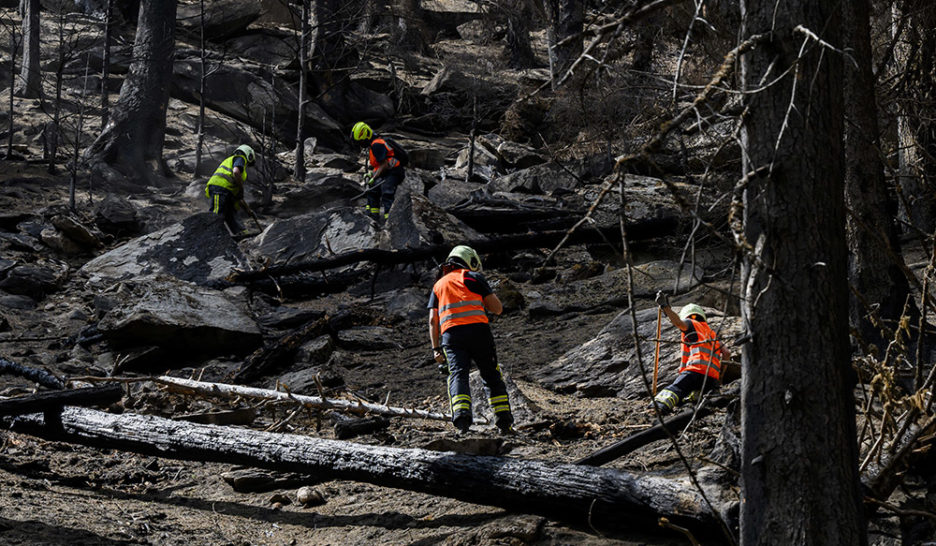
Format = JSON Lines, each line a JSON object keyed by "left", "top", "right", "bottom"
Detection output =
{"left": 391, "top": 0, "right": 429, "bottom": 54}
{"left": 194, "top": 0, "right": 207, "bottom": 175}
{"left": 505, "top": 0, "right": 536, "bottom": 69}
{"left": 739, "top": 1, "right": 865, "bottom": 544}
{"left": 294, "top": 0, "right": 309, "bottom": 183}
{"left": 6, "top": 25, "right": 18, "bottom": 158}
{"left": 100, "top": 0, "right": 113, "bottom": 127}
{"left": 48, "top": 4, "right": 66, "bottom": 174}
{"left": 843, "top": 0, "right": 914, "bottom": 351}
{"left": 543, "top": 0, "right": 582, "bottom": 77}
{"left": 14, "top": 0, "right": 41, "bottom": 99}
{"left": 85, "top": 0, "right": 177, "bottom": 179}
{"left": 893, "top": 2, "right": 936, "bottom": 235}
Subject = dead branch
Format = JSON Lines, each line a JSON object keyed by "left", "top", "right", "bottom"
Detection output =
{"left": 0, "top": 384, "right": 123, "bottom": 417}
{"left": 155, "top": 375, "right": 451, "bottom": 422}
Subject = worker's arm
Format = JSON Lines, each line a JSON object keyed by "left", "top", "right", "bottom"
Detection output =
{"left": 719, "top": 341, "right": 732, "bottom": 361}
{"left": 428, "top": 309, "right": 445, "bottom": 363}
{"left": 655, "top": 291, "right": 688, "bottom": 331}
{"left": 373, "top": 160, "right": 391, "bottom": 178}
{"left": 483, "top": 293, "right": 503, "bottom": 315}
{"left": 662, "top": 305, "right": 688, "bottom": 331}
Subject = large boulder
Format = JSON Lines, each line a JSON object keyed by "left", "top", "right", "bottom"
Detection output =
{"left": 270, "top": 173, "right": 360, "bottom": 217}
{"left": 533, "top": 306, "right": 742, "bottom": 398}
{"left": 488, "top": 162, "right": 580, "bottom": 196}
{"left": 0, "top": 263, "right": 68, "bottom": 298}
{"left": 249, "top": 207, "right": 379, "bottom": 265}
{"left": 97, "top": 277, "right": 262, "bottom": 355}
{"left": 171, "top": 56, "right": 346, "bottom": 149}
{"left": 80, "top": 213, "right": 248, "bottom": 286}
{"left": 176, "top": 0, "right": 263, "bottom": 41}
{"left": 386, "top": 189, "right": 487, "bottom": 249}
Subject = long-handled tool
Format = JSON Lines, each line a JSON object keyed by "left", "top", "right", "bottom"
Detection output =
{"left": 652, "top": 306, "right": 662, "bottom": 396}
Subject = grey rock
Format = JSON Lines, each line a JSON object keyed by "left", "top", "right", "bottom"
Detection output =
{"left": 256, "top": 307, "right": 326, "bottom": 330}
{"left": 0, "top": 292, "right": 37, "bottom": 310}
{"left": 176, "top": 0, "right": 263, "bottom": 41}
{"left": 426, "top": 179, "right": 485, "bottom": 209}
{"left": 272, "top": 174, "right": 359, "bottom": 216}
{"left": 296, "top": 335, "right": 334, "bottom": 364}
{"left": 94, "top": 195, "right": 142, "bottom": 237}
{"left": 81, "top": 213, "right": 247, "bottom": 286}
{"left": 0, "top": 264, "right": 68, "bottom": 298}
{"left": 489, "top": 162, "right": 579, "bottom": 196}
{"left": 97, "top": 277, "right": 262, "bottom": 355}
{"left": 250, "top": 208, "right": 379, "bottom": 266}
{"left": 336, "top": 326, "right": 400, "bottom": 350}
{"left": 387, "top": 189, "right": 487, "bottom": 249}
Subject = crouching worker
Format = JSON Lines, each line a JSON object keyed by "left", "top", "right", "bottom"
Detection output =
{"left": 428, "top": 245, "right": 514, "bottom": 434}
{"left": 652, "top": 291, "right": 730, "bottom": 415}
{"left": 206, "top": 144, "right": 256, "bottom": 234}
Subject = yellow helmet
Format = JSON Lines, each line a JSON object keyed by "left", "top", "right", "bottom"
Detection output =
{"left": 446, "top": 245, "right": 482, "bottom": 271}
{"left": 351, "top": 122, "right": 373, "bottom": 142}
{"left": 235, "top": 144, "right": 256, "bottom": 166}
{"left": 679, "top": 303, "right": 706, "bottom": 322}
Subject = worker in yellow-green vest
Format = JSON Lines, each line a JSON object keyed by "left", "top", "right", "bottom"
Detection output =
{"left": 206, "top": 144, "right": 256, "bottom": 234}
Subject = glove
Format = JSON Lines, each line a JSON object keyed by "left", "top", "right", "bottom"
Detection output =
{"left": 433, "top": 347, "right": 448, "bottom": 374}
{"left": 362, "top": 171, "right": 375, "bottom": 187}
{"left": 655, "top": 291, "right": 670, "bottom": 308}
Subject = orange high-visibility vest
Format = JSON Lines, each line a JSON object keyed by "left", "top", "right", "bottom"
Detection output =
{"left": 368, "top": 138, "right": 400, "bottom": 171}
{"left": 679, "top": 318, "right": 723, "bottom": 380}
{"left": 433, "top": 269, "right": 488, "bottom": 334}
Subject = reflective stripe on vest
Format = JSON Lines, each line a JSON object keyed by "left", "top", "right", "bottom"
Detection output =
{"left": 433, "top": 269, "right": 488, "bottom": 333}
{"left": 679, "top": 318, "right": 722, "bottom": 380}
{"left": 206, "top": 155, "right": 247, "bottom": 196}
{"left": 368, "top": 138, "right": 400, "bottom": 171}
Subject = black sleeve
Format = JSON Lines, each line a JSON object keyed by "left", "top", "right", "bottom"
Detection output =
{"left": 463, "top": 272, "right": 493, "bottom": 298}
{"left": 684, "top": 320, "right": 700, "bottom": 344}
{"left": 427, "top": 290, "right": 438, "bottom": 309}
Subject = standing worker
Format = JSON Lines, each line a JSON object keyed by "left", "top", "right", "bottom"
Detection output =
{"left": 652, "top": 292, "right": 730, "bottom": 414}
{"left": 206, "top": 144, "right": 257, "bottom": 235}
{"left": 351, "top": 122, "right": 406, "bottom": 222}
{"left": 428, "top": 245, "right": 514, "bottom": 434}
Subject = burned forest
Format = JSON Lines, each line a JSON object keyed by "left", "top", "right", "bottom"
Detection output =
{"left": 1, "top": 0, "right": 936, "bottom": 544}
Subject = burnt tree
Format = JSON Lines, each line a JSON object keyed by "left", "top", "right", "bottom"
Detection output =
{"left": 14, "top": 0, "right": 40, "bottom": 99}
{"left": 843, "top": 0, "right": 914, "bottom": 351}
{"left": 294, "top": 0, "right": 309, "bottom": 182}
{"left": 739, "top": 1, "right": 865, "bottom": 544}
{"left": 505, "top": 0, "right": 536, "bottom": 69}
{"left": 893, "top": 2, "right": 936, "bottom": 235}
{"left": 543, "top": 0, "right": 582, "bottom": 79}
{"left": 84, "top": 0, "right": 177, "bottom": 179}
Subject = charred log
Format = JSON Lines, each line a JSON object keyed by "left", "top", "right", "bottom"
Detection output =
{"left": 0, "top": 385, "right": 122, "bottom": 417}
{"left": 0, "top": 357, "right": 65, "bottom": 390}
{"left": 7, "top": 407, "right": 725, "bottom": 535}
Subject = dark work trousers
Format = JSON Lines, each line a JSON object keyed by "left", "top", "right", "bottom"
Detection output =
{"left": 365, "top": 170, "right": 403, "bottom": 218}
{"left": 207, "top": 185, "right": 244, "bottom": 234}
{"left": 441, "top": 322, "right": 513, "bottom": 428}
{"left": 661, "top": 370, "right": 719, "bottom": 403}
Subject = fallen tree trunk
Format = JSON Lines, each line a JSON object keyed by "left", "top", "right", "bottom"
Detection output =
{"left": 156, "top": 376, "right": 451, "bottom": 421}
{"left": 228, "top": 220, "right": 677, "bottom": 284}
{"left": 0, "top": 385, "right": 123, "bottom": 417}
{"left": 575, "top": 406, "right": 715, "bottom": 466}
{"left": 6, "top": 407, "right": 725, "bottom": 535}
{"left": 0, "top": 357, "right": 65, "bottom": 390}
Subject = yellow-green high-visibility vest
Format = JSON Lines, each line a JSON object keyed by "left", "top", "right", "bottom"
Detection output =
{"left": 205, "top": 155, "right": 247, "bottom": 197}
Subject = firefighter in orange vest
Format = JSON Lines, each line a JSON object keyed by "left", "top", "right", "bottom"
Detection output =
{"left": 652, "top": 292, "right": 730, "bottom": 414}
{"left": 351, "top": 122, "right": 405, "bottom": 221}
{"left": 428, "top": 245, "right": 514, "bottom": 434}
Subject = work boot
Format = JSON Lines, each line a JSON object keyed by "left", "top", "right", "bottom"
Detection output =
{"left": 453, "top": 413, "right": 472, "bottom": 434}
{"left": 651, "top": 400, "right": 672, "bottom": 416}
{"left": 495, "top": 414, "right": 514, "bottom": 435}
